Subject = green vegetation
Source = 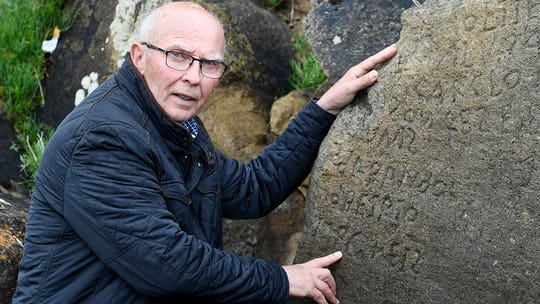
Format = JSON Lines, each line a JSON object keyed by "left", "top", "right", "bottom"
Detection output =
{"left": 0, "top": 0, "right": 70, "bottom": 190}
{"left": 289, "top": 32, "right": 327, "bottom": 90}
{"left": 267, "top": 0, "right": 284, "bottom": 8}
{"left": 18, "top": 131, "right": 53, "bottom": 181}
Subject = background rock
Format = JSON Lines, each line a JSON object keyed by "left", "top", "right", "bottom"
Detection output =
{"left": 0, "top": 193, "right": 28, "bottom": 304}
{"left": 0, "top": 118, "right": 22, "bottom": 192}
{"left": 251, "top": 0, "right": 314, "bottom": 33}
{"left": 269, "top": 89, "right": 312, "bottom": 137}
{"left": 200, "top": 85, "right": 270, "bottom": 163}
{"left": 222, "top": 188, "right": 307, "bottom": 265}
{"left": 37, "top": 0, "right": 118, "bottom": 127}
{"left": 304, "top": 0, "right": 412, "bottom": 84}
{"left": 296, "top": 0, "right": 540, "bottom": 303}
{"left": 202, "top": 0, "right": 296, "bottom": 102}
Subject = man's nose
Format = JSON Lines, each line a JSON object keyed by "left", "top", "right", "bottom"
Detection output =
{"left": 182, "top": 60, "right": 202, "bottom": 84}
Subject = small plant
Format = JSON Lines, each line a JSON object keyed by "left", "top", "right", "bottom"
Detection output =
{"left": 289, "top": 33, "right": 327, "bottom": 89}
{"left": 267, "top": 0, "right": 284, "bottom": 8}
{"left": 292, "top": 32, "right": 312, "bottom": 59}
{"left": 18, "top": 132, "right": 52, "bottom": 190}
{"left": 289, "top": 53, "right": 328, "bottom": 89}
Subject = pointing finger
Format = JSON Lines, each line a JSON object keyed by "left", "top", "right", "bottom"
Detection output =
{"left": 306, "top": 251, "right": 343, "bottom": 268}
{"left": 353, "top": 44, "right": 397, "bottom": 76}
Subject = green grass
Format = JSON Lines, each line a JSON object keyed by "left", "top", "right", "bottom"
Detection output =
{"left": 289, "top": 33, "right": 327, "bottom": 90}
{"left": 0, "top": 0, "right": 70, "bottom": 190}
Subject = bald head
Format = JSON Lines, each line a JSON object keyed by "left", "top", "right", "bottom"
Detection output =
{"left": 135, "top": 2, "right": 225, "bottom": 57}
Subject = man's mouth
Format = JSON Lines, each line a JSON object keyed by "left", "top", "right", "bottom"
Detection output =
{"left": 174, "top": 93, "right": 196, "bottom": 102}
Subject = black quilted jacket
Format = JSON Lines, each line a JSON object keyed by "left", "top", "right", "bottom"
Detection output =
{"left": 12, "top": 58, "right": 335, "bottom": 303}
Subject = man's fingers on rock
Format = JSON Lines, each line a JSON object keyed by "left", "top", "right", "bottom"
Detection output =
{"left": 310, "top": 251, "right": 343, "bottom": 267}
{"left": 323, "top": 277, "right": 337, "bottom": 295}
{"left": 350, "top": 71, "right": 379, "bottom": 92}
{"left": 315, "top": 279, "right": 337, "bottom": 304}
{"left": 308, "top": 256, "right": 339, "bottom": 268}
{"left": 359, "top": 45, "right": 398, "bottom": 71}
{"left": 310, "top": 286, "right": 329, "bottom": 304}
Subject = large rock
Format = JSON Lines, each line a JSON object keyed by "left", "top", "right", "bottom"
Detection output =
{"left": 296, "top": 0, "right": 540, "bottom": 303}
{"left": 200, "top": 84, "right": 270, "bottom": 163}
{"left": 269, "top": 89, "right": 312, "bottom": 137}
{"left": 304, "top": 0, "right": 412, "bottom": 84}
{"left": 202, "top": 0, "right": 296, "bottom": 102}
{"left": 0, "top": 192, "right": 28, "bottom": 303}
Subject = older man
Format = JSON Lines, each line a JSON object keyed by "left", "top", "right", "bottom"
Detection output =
{"left": 13, "top": 2, "right": 396, "bottom": 303}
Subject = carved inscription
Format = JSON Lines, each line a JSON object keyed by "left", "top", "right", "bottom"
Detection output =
{"left": 341, "top": 193, "right": 418, "bottom": 225}
{"left": 300, "top": 1, "right": 540, "bottom": 302}
{"left": 328, "top": 184, "right": 425, "bottom": 275}
{"left": 373, "top": 125, "right": 418, "bottom": 153}
{"left": 343, "top": 225, "right": 423, "bottom": 275}
{"left": 340, "top": 153, "right": 453, "bottom": 197}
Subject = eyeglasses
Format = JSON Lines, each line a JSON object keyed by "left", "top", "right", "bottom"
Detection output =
{"left": 141, "top": 42, "right": 227, "bottom": 79}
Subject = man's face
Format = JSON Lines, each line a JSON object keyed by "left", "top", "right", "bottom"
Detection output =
{"left": 132, "top": 6, "right": 225, "bottom": 123}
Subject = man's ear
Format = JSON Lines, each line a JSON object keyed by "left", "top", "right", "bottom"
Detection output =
{"left": 130, "top": 43, "right": 145, "bottom": 75}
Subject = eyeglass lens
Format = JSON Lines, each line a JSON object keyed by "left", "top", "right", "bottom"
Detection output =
{"left": 166, "top": 50, "right": 225, "bottom": 79}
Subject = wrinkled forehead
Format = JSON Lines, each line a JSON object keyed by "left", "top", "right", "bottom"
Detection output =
{"left": 153, "top": 5, "right": 225, "bottom": 55}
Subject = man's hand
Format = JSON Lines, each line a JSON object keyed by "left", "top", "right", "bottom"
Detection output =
{"left": 317, "top": 45, "right": 398, "bottom": 115}
{"left": 283, "top": 251, "right": 343, "bottom": 304}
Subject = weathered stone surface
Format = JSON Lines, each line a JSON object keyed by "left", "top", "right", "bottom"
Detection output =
{"left": 0, "top": 193, "right": 28, "bottom": 303}
{"left": 202, "top": 0, "right": 296, "bottom": 102}
{"left": 269, "top": 89, "right": 312, "bottom": 137}
{"left": 250, "top": 0, "right": 314, "bottom": 33}
{"left": 304, "top": 0, "right": 412, "bottom": 84}
{"left": 200, "top": 85, "right": 270, "bottom": 163}
{"left": 0, "top": 117, "right": 21, "bottom": 190}
{"left": 222, "top": 189, "right": 306, "bottom": 265}
{"left": 296, "top": 0, "right": 540, "bottom": 303}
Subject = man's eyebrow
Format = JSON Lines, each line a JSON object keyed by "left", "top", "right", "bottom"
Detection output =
{"left": 170, "top": 43, "right": 224, "bottom": 62}
{"left": 205, "top": 55, "right": 225, "bottom": 62}
{"left": 171, "top": 42, "right": 189, "bottom": 52}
